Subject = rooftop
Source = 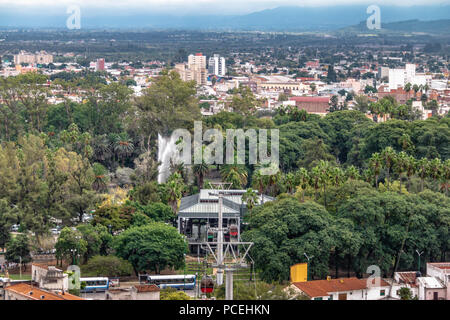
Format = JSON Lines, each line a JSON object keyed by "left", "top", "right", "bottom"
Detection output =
{"left": 293, "top": 277, "right": 390, "bottom": 298}
{"left": 428, "top": 262, "right": 450, "bottom": 271}
{"left": 290, "top": 96, "right": 330, "bottom": 103}
{"left": 395, "top": 272, "right": 418, "bottom": 287}
{"left": 178, "top": 189, "right": 273, "bottom": 219}
{"left": 5, "top": 283, "right": 84, "bottom": 300}
{"left": 416, "top": 277, "right": 445, "bottom": 289}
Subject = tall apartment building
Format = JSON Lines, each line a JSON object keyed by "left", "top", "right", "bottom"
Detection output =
{"left": 188, "top": 53, "right": 206, "bottom": 70}
{"left": 14, "top": 51, "right": 53, "bottom": 65}
{"left": 377, "top": 66, "right": 389, "bottom": 80}
{"left": 96, "top": 58, "right": 105, "bottom": 71}
{"left": 208, "top": 54, "right": 226, "bottom": 76}
{"left": 388, "top": 63, "right": 432, "bottom": 90}
{"left": 175, "top": 63, "right": 193, "bottom": 82}
{"left": 175, "top": 53, "right": 207, "bottom": 85}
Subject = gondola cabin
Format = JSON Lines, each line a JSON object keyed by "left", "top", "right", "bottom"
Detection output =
{"left": 229, "top": 224, "right": 238, "bottom": 237}
{"left": 200, "top": 276, "right": 214, "bottom": 294}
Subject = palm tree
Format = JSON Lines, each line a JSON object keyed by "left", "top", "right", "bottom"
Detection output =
{"left": 345, "top": 165, "right": 360, "bottom": 181}
{"left": 284, "top": 172, "right": 295, "bottom": 194}
{"left": 427, "top": 158, "right": 443, "bottom": 192}
{"left": 92, "top": 134, "right": 113, "bottom": 165}
{"left": 330, "top": 166, "right": 345, "bottom": 188}
{"left": 92, "top": 163, "right": 109, "bottom": 192}
{"left": 398, "top": 134, "right": 413, "bottom": 153}
{"left": 113, "top": 133, "right": 134, "bottom": 167}
{"left": 381, "top": 147, "right": 396, "bottom": 189}
{"left": 295, "top": 168, "right": 309, "bottom": 202}
{"left": 265, "top": 170, "right": 281, "bottom": 196}
{"left": 310, "top": 166, "right": 321, "bottom": 201}
{"left": 166, "top": 173, "right": 184, "bottom": 213}
{"left": 394, "top": 152, "right": 408, "bottom": 193}
{"left": 369, "top": 152, "right": 382, "bottom": 188}
{"left": 442, "top": 159, "right": 450, "bottom": 196}
{"left": 251, "top": 170, "right": 267, "bottom": 202}
{"left": 171, "top": 161, "right": 188, "bottom": 183}
{"left": 316, "top": 160, "right": 332, "bottom": 208}
{"left": 220, "top": 164, "right": 248, "bottom": 189}
{"left": 369, "top": 102, "right": 381, "bottom": 120}
{"left": 363, "top": 168, "right": 374, "bottom": 184}
{"left": 242, "top": 188, "right": 259, "bottom": 218}
{"left": 404, "top": 82, "right": 412, "bottom": 94}
{"left": 417, "top": 158, "right": 429, "bottom": 192}
{"left": 354, "top": 95, "right": 370, "bottom": 113}
{"left": 193, "top": 160, "right": 209, "bottom": 189}
{"left": 405, "top": 155, "right": 417, "bottom": 192}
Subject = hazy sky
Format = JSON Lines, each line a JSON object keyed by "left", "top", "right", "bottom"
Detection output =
{"left": 1, "top": 0, "right": 449, "bottom": 15}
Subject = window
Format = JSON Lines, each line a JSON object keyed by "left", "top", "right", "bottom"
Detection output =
{"left": 328, "top": 295, "right": 333, "bottom": 300}
{"left": 380, "top": 290, "right": 385, "bottom": 296}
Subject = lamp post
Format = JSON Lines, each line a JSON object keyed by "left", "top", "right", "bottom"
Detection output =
{"left": 304, "top": 253, "right": 314, "bottom": 281}
{"left": 183, "top": 253, "right": 187, "bottom": 292}
{"left": 70, "top": 249, "right": 77, "bottom": 265}
{"left": 416, "top": 250, "right": 424, "bottom": 273}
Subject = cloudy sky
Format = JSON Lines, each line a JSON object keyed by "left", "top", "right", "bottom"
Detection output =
{"left": 1, "top": 0, "right": 449, "bottom": 15}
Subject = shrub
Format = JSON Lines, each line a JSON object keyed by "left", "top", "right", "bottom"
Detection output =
{"left": 81, "top": 255, "right": 133, "bottom": 277}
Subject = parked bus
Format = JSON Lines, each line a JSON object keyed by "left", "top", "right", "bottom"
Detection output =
{"left": 80, "top": 277, "right": 109, "bottom": 292}
{"left": 142, "top": 274, "right": 196, "bottom": 290}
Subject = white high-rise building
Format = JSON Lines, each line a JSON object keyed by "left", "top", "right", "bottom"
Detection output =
{"left": 388, "top": 63, "right": 431, "bottom": 90}
{"left": 208, "top": 54, "right": 226, "bottom": 77}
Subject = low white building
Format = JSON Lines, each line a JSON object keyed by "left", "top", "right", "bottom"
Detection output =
{"left": 32, "top": 264, "right": 69, "bottom": 293}
{"left": 106, "top": 284, "right": 160, "bottom": 300}
{"left": 290, "top": 277, "right": 391, "bottom": 300}
{"left": 417, "top": 277, "right": 446, "bottom": 300}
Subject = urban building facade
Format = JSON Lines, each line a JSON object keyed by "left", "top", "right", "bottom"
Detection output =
{"left": 208, "top": 54, "right": 226, "bottom": 76}
{"left": 14, "top": 51, "right": 53, "bottom": 65}
{"left": 175, "top": 53, "right": 207, "bottom": 85}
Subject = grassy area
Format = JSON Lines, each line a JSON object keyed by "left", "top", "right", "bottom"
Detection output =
{"left": 1, "top": 273, "right": 32, "bottom": 280}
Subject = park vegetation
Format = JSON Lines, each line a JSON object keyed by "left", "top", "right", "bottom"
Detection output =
{"left": 0, "top": 69, "right": 449, "bottom": 286}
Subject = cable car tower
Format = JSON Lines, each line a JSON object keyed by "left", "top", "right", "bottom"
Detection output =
{"left": 202, "top": 182, "right": 254, "bottom": 300}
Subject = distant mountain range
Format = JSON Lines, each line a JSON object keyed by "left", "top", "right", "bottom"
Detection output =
{"left": 219, "top": 5, "right": 450, "bottom": 32}
{"left": 341, "top": 19, "right": 450, "bottom": 34}
{"left": 0, "top": 5, "right": 449, "bottom": 33}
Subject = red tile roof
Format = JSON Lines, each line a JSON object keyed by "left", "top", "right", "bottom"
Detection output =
{"left": 293, "top": 277, "right": 389, "bottom": 298}
{"left": 396, "top": 272, "right": 418, "bottom": 287}
{"left": 428, "top": 262, "right": 450, "bottom": 271}
{"left": 5, "top": 283, "right": 84, "bottom": 300}
{"left": 290, "top": 96, "right": 330, "bottom": 103}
